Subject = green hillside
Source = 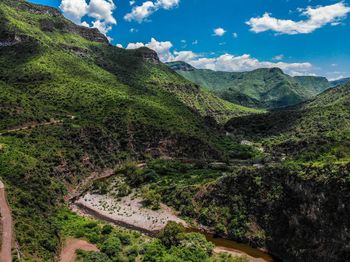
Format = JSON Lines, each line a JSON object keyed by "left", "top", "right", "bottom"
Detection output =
{"left": 167, "top": 61, "right": 331, "bottom": 109}
{"left": 225, "top": 82, "right": 350, "bottom": 165}
{"left": 145, "top": 83, "right": 350, "bottom": 261}
{"left": 0, "top": 0, "right": 260, "bottom": 260}
{"left": 1, "top": 1, "right": 350, "bottom": 262}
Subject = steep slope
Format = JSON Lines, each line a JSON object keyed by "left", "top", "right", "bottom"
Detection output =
{"left": 151, "top": 83, "right": 350, "bottom": 262}
{"left": 225, "top": 82, "right": 350, "bottom": 164}
{"left": 167, "top": 61, "right": 331, "bottom": 109}
{"left": 0, "top": 1, "right": 260, "bottom": 260}
{"left": 293, "top": 75, "right": 330, "bottom": 94}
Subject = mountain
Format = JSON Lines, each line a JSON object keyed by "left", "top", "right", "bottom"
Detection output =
{"left": 167, "top": 61, "right": 331, "bottom": 109}
{"left": 225, "top": 82, "right": 350, "bottom": 163}
{"left": 1, "top": 1, "right": 350, "bottom": 262}
{"left": 0, "top": 1, "right": 261, "bottom": 259}
{"left": 197, "top": 82, "right": 350, "bottom": 261}
{"left": 331, "top": 77, "right": 350, "bottom": 87}
{"left": 293, "top": 75, "right": 330, "bottom": 93}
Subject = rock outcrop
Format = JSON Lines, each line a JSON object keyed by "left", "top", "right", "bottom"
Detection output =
{"left": 134, "top": 47, "right": 160, "bottom": 64}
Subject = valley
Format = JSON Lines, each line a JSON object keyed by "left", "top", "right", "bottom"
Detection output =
{"left": 0, "top": 0, "right": 349, "bottom": 262}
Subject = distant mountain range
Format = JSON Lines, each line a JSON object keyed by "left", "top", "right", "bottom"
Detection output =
{"left": 167, "top": 61, "right": 349, "bottom": 109}
{"left": 331, "top": 77, "right": 350, "bottom": 87}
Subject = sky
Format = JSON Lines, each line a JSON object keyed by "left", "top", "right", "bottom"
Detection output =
{"left": 28, "top": 0, "right": 350, "bottom": 80}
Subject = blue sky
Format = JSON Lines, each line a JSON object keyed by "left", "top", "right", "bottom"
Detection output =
{"left": 29, "top": 0, "right": 350, "bottom": 79}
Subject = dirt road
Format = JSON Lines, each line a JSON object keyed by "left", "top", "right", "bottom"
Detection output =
{"left": 0, "top": 180, "right": 13, "bottom": 262}
{"left": 59, "top": 238, "right": 98, "bottom": 262}
{"left": 0, "top": 120, "right": 63, "bottom": 136}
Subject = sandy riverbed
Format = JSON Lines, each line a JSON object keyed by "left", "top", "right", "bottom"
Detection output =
{"left": 76, "top": 192, "right": 187, "bottom": 233}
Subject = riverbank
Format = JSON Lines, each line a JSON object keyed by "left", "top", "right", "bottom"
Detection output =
{"left": 74, "top": 192, "right": 187, "bottom": 234}
{"left": 72, "top": 191, "right": 273, "bottom": 262}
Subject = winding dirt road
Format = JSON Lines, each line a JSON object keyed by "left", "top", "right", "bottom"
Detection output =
{"left": 59, "top": 238, "right": 98, "bottom": 262}
{"left": 0, "top": 180, "right": 13, "bottom": 262}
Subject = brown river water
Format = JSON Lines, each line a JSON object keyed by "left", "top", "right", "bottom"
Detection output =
{"left": 188, "top": 228, "right": 274, "bottom": 262}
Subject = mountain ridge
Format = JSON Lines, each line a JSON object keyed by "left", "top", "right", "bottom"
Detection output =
{"left": 166, "top": 61, "right": 333, "bottom": 109}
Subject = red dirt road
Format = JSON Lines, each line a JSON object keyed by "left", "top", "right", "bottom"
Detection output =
{"left": 0, "top": 180, "right": 13, "bottom": 262}
{"left": 59, "top": 238, "right": 98, "bottom": 262}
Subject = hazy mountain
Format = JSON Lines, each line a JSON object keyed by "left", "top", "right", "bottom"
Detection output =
{"left": 331, "top": 77, "right": 350, "bottom": 87}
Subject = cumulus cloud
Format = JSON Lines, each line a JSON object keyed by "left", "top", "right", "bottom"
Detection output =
{"left": 184, "top": 53, "right": 313, "bottom": 76}
{"left": 124, "top": 0, "right": 179, "bottom": 23}
{"left": 125, "top": 38, "right": 314, "bottom": 76}
{"left": 213, "top": 28, "right": 226, "bottom": 36}
{"left": 59, "top": 0, "right": 88, "bottom": 23}
{"left": 59, "top": 0, "right": 117, "bottom": 36}
{"left": 247, "top": 2, "right": 350, "bottom": 35}
{"left": 88, "top": 0, "right": 116, "bottom": 24}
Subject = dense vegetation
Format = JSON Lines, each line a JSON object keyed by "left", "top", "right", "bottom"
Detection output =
{"left": 167, "top": 61, "right": 331, "bottom": 109}
{"left": 1, "top": 1, "right": 350, "bottom": 262}
{"left": 225, "top": 83, "right": 350, "bottom": 165}
{"left": 57, "top": 209, "right": 247, "bottom": 262}
{"left": 0, "top": 0, "right": 258, "bottom": 260}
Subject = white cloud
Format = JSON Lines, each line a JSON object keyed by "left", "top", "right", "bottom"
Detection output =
{"left": 59, "top": 0, "right": 88, "bottom": 24}
{"left": 60, "top": 0, "right": 117, "bottom": 37}
{"left": 92, "top": 20, "right": 112, "bottom": 35}
{"left": 173, "top": 51, "right": 198, "bottom": 61}
{"left": 192, "top": 40, "right": 198, "bottom": 45}
{"left": 116, "top": 43, "right": 123, "bottom": 48}
{"left": 247, "top": 2, "right": 350, "bottom": 35}
{"left": 88, "top": 0, "right": 116, "bottom": 24}
{"left": 125, "top": 38, "right": 314, "bottom": 76}
{"left": 273, "top": 54, "right": 284, "bottom": 61}
{"left": 130, "top": 28, "right": 138, "bottom": 33}
{"left": 124, "top": 1, "right": 155, "bottom": 22}
{"left": 126, "top": 42, "right": 145, "bottom": 49}
{"left": 155, "top": 0, "right": 179, "bottom": 9}
{"left": 213, "top": 27, "right": 226, "bottom": 36}
{"left": 130, "top": 0, "right": 136, "bottom": 6}
{"left": 81, "top": 21, "right": 90, "bottom": 27}
{"left": 124, "top": 0, "right": 179, "bottom": 23}
{"left": 183, "top": 53, "right": 313, "bottom": 76}
{"left": 232, "top": 32, "right": 238, "bottom": 38}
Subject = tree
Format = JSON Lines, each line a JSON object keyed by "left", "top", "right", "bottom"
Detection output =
{"left": 100, "top": 235, "right": 122, "bottom": 259}
{"left": 158, "top": 222, "right": 185, "bottom": 248}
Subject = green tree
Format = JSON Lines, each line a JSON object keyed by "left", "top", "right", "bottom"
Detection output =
{"left": 158, "top": 222, "right": 185, "bottom": 248}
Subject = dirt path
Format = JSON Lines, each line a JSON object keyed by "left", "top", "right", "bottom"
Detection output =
{"left": 0, "top": 180, "right": 13, "bottom": 262}
{"left": 59, "top": 238, "right": 98, "bottom": 262}
{"left": 0, "top": 120, "right": 63, "bottom": 136}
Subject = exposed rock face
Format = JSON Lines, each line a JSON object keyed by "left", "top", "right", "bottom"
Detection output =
{"left": 134, "top": 47, "right": 160, "bottom": 64}
{"left": 18, "top": 1, "right": 61, "bottom": 17}
{"left": 0, "top": 34, "right": 31, "bottom": 47}
{"left": 11, "top": 1, "right": 109, "bottom": 44}
{"left": 72, "top": 26, "right": 109, "bottom": 44}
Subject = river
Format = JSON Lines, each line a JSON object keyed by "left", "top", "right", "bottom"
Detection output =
{"left": 73, "top": 202, "right": 275, "bottom": 262}
{"left": 188, "top": 228, "right": 274, "bottom": 261}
